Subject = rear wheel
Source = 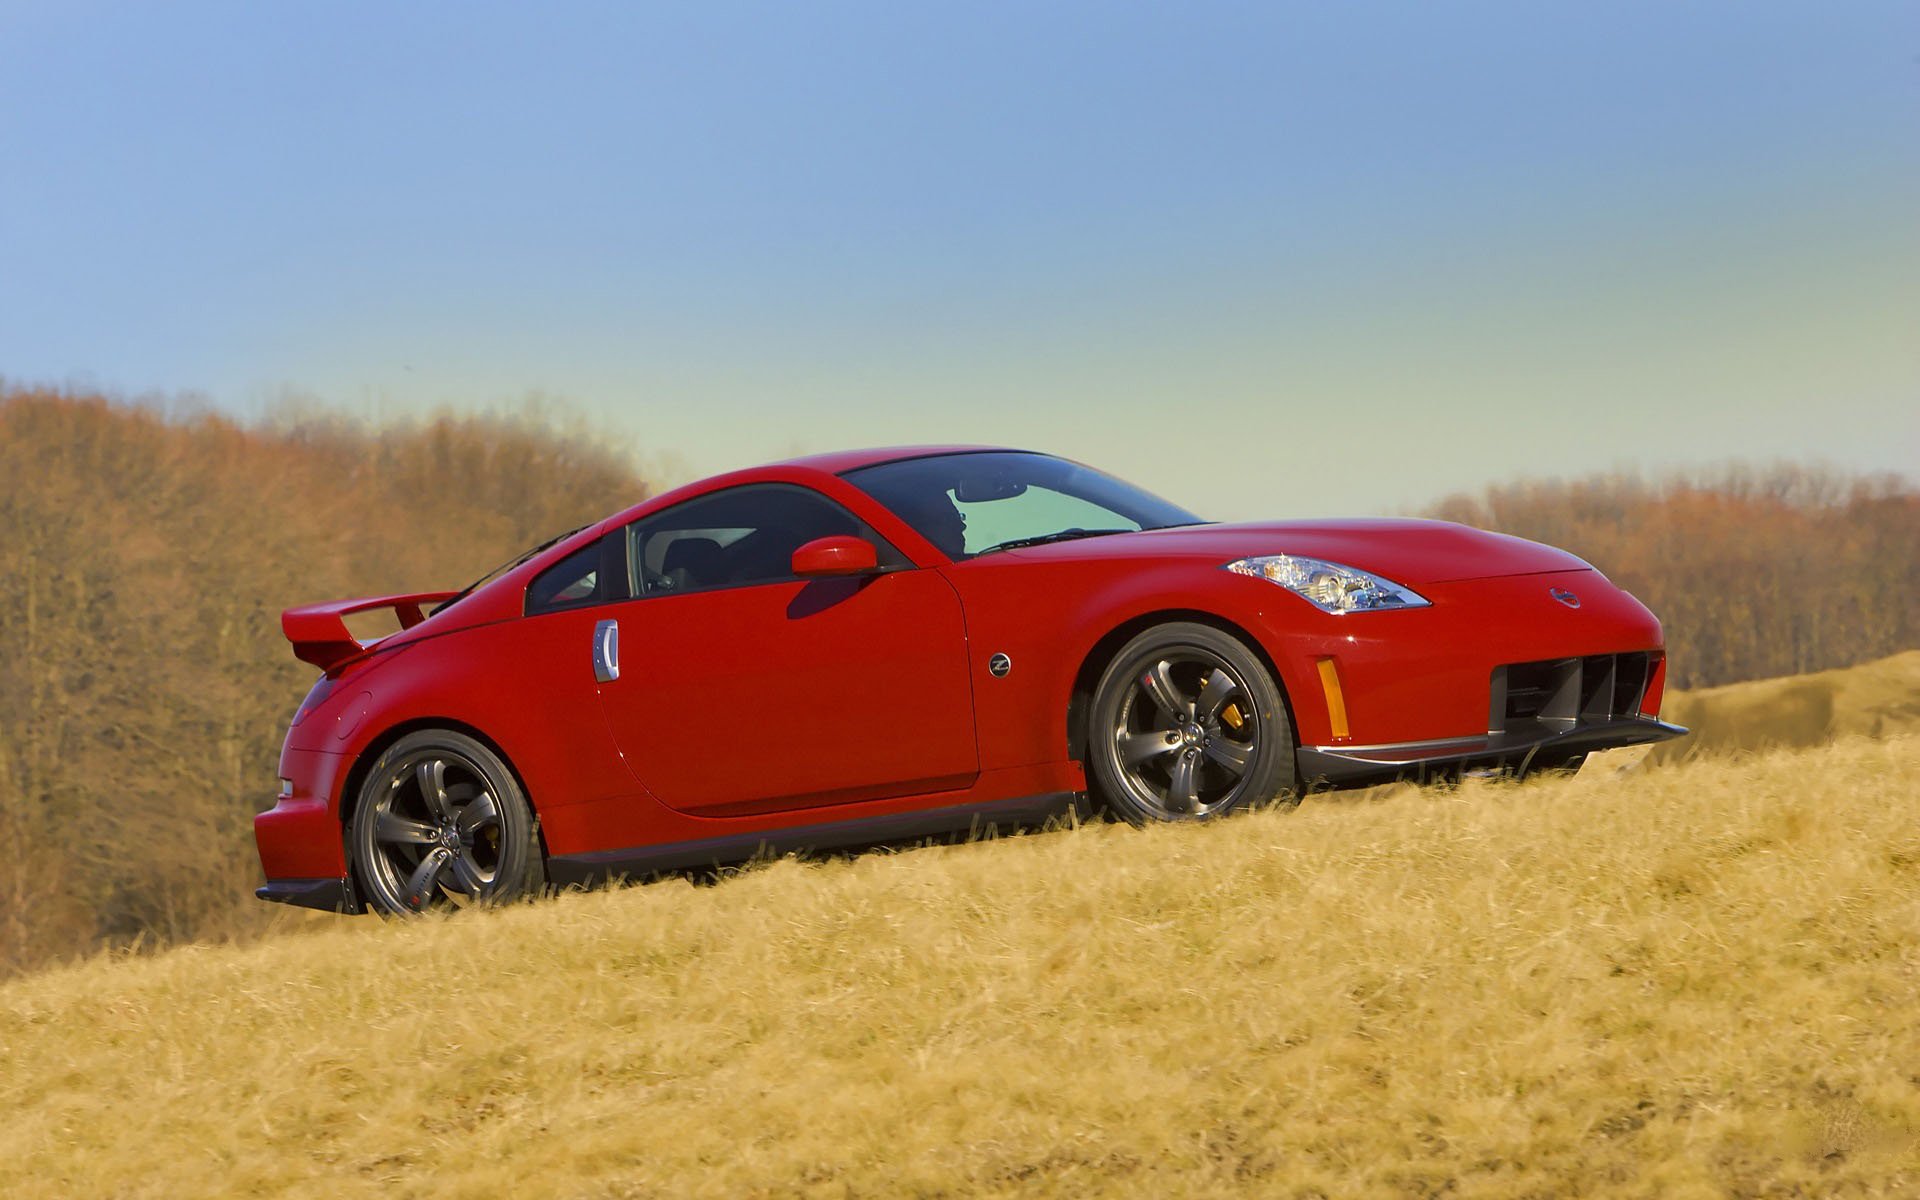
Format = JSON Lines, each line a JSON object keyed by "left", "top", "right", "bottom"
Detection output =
{"left": 1086, "top": 622, "right": 1297, "bottom": 824}
{"left": 349, "top": 730, "right": 544, "bottom": 915}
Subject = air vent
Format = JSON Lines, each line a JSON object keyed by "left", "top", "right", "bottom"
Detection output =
{"left": 1490, "top": 652, "right": 1653, "bottom": 735}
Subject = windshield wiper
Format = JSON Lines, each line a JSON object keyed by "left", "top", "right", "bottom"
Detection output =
{"left": 975, "top": 528, "right": 1135, "bottom": 556}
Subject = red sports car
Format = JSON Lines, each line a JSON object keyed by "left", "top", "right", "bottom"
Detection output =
{"left": 257, "top": 447, "right": 1685, "bottom": 915}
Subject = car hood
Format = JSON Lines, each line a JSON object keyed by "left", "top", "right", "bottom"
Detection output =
{"left": 993, "top": 519, "right": 1593, "bottom": 585}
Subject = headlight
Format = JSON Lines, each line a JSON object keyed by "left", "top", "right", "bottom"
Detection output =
{"left": 1224, "top": 555, "right": 1431, "bottom": 614}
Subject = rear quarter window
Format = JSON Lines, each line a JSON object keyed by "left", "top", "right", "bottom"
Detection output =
{"left": 525, "top": 540, "right": 607, "bottom": 614}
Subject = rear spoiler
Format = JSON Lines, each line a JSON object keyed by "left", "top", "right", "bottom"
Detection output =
{"left": 281, "top": 592, "right": 458, "bottom": 672}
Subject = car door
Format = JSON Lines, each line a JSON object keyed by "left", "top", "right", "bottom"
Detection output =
{"left": 590, "top": 482, "right": 978, "bottom": 817}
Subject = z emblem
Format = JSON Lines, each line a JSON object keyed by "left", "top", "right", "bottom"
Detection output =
{"left": 1550, "top": 587, "right": 1581, "bottom": 609}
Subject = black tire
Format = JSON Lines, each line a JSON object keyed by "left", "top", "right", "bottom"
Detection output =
{"left": 348, "top": 729, "right": 545, "bottom": 915}
{"left": 1086, "top": 622, "right": 1297, "bottom": 824}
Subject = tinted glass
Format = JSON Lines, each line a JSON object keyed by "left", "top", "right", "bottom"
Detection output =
{"left": 525, "top": 540, "right": 605, "bottom": 614}
{"left": 844, "top": 451, "right": 1204, "bottom": 559}
{"left": 436, "top": 523, "right": 587, "bottom": 615}
{"left": 625, "top": 483, "right": 905, "bottom": 597}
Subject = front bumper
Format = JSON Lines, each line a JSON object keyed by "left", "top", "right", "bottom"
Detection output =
{"left": 1297, "top": 715, "right": 1688, "bottom": 788}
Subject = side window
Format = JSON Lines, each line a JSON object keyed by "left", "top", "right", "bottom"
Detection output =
{"left": 625, "top": 483, "right": 905, "bottom": 598}
{"left": 525, "top": 538, "right": 608, "bottom": 615}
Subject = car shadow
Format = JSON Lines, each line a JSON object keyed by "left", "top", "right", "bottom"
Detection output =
{"left": 566, "top": 798, "right": 1101, "bottom": 895}
{"left": 786, "top": 575, "right": 874, "bottom": 619}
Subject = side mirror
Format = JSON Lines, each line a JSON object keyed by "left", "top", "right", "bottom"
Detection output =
{"left": 791, "top": 535, "right": 880, "bottom": 578}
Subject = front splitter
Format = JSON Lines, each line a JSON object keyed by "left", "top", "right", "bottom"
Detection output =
{"left": 1297, "top": 717, "right": 1688, "bottom": 787}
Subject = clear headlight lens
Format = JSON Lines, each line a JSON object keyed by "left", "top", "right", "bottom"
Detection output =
{"left": 1224, "top": 554, "right": 1431, "bottom": 614}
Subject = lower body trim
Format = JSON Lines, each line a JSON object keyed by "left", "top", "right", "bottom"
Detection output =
{"left": 547, "top": 791, "right": 1082, "bottom": 889}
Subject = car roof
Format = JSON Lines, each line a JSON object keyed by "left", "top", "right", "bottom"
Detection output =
{"left": 406, "top": 444, "right": 1080, "bottom": 637}
{"left": 764, "top": 444, "right": 1016, "bottom": 475}
{"left": 418, "top": 445, "right": 1019, "bottom": 631}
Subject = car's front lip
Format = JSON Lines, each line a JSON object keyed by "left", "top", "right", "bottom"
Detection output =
{"left": 1297, "top": 715, "right": 1688, "bottom": 786}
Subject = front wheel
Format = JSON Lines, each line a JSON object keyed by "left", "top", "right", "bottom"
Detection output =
{"left": 348, "top": 730, "right": 545, "bottom": 915}
{"left": 1086, "top": 622, "right": 1297, "bottom": 824}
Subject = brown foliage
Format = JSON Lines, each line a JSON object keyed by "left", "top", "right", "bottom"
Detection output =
{"left": 1, "top": 387, "right": 1913, "bottom": 979}
{"left": 1424, "top": 464, "right": 1920, "bottom": 689}
{"left": 0, "top": 387, "right": 647, "bottom": 976}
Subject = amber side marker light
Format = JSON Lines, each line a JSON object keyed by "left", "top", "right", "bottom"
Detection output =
{"left": 1316, "top": 658, "right": 1351, "bottom": 740}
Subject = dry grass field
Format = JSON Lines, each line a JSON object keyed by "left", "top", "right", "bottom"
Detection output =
{"left": 3, "top": 388, "right": 1915, "bottom": 980}
{"left": 3, "top": 729, "right": 1917, "bottom": 1198}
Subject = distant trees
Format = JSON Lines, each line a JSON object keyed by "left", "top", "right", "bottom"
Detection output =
{"left": 1423, "top": 464, "right": 1920, "bottom": 689}
{"left": 0, "top": 387, "right": 648, "bottom": 976}
{"left": 1, "top": 387, "right": 1914, "bottom": 977}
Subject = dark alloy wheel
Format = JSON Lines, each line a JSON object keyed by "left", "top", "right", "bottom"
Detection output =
{"left": 1087, "top": 622, "right": 1297, "bottom": 823}
{"left": 349, "top": 730, "right": 544, "bottom": 915}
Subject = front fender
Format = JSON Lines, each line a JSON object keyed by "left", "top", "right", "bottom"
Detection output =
{"left": 939, "top": 558, "right": 1329, "bottom": 771}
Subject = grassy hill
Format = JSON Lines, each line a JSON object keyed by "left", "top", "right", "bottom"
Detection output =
{"left": 2, "top": 386, "right": 1915, "bottom": 980}
{"left": 5, "top": 734, "right": 1917, "bottom": 1198}
{"left": 1657, "top": 649, "right": 1920, "bottom": 760}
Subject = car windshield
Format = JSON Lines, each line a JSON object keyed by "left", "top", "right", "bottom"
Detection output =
{"left": 844, "top": 451, "right": 1205, "bottom": 561}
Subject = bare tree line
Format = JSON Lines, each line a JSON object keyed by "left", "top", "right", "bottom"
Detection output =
{"left": 0, "top": 387, "right": 1914, "bottom": 975}
{"left": 1422, "top": 463, "right": 1919, "bottom": 689}
{"left": 0, "top": 388, "right": 649, "bottom": 975}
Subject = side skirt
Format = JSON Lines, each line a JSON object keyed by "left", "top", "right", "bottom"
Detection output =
{"left": 547, "top": 791, "right": 1083, "bottom": 890}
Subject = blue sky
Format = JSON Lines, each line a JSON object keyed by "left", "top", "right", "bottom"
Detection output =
{"left": 2, "top": 2, "right": 1915, "bottom": 517}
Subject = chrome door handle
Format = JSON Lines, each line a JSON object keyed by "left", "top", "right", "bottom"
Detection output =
{"left": 592, "top": 618, "right": 620, "bottom": 683}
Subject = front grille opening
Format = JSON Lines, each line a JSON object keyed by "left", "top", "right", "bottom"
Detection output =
{"left": 1612, "top": 652, "right": 1651, "bottom": 717}
{"left": 1502, "top": 661, "right": 1563, "bottom": 723}
{"left": 1578, "top": 655, "right": 1613, "bottom": 720}
{"left": 1491, "top": 651, "right": 1652, "bottom": 735}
